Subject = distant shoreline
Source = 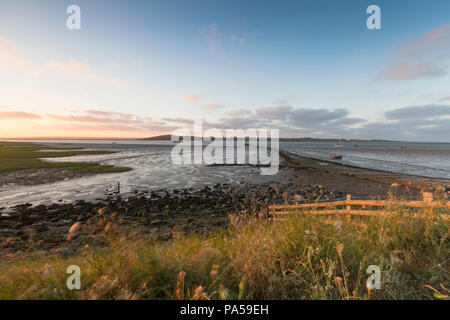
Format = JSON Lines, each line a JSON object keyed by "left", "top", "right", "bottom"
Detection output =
{"left": 2, "top": 136, "right": 450, "bottom": 144}
{"left": 279, "top": 150, "right": 450, "bottom": 190}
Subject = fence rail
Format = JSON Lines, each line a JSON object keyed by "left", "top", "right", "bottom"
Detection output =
{"left": 269, "top": 193, "right": 450, "bottom": 221}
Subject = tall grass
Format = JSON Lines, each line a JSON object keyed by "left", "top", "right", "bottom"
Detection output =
{"left": 0, "top": 205, "right": 448, "bottom": 300}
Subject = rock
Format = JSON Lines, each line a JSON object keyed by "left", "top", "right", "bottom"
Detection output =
{"left": 159, "top": 232, "right": 172, "bottom": 241}
{"left": 68, "top": 222, "right": 82, "bottom": 234}
{"left": 104, "top": 222, "right": 113, "bottom": 233}
{"left": 293, "top": 194, "right": 305, "bottom": 202}
{"left": 67, "top": 232, "right": 79, "bottom": 242}
{"left": 391, "top": 183, "right": 400, "bottom": 188}
{"left": 98, "top": 206, "right": 108, "bottom": 215}
{"left": 54, "top": 219, "right": 73, "bottom": 226}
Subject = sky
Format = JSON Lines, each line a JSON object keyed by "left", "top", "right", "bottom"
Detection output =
{"left": 0, "top": 0, "right": 449, "bottom": 141}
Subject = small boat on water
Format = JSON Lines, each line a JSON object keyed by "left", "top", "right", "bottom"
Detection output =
{"left": 334, "top": 139, "right": 343, "bottom": 148}
{"left": 401, "top": 142, "right": 407, "bottom": 149}
{"left": 330, "top": 155, "right": 343, "bottom": 160}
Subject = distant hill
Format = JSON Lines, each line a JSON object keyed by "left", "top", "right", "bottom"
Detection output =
{"left": 141, "top": 134, "right": 173, "bottom": 141}
{"left": 141, "top": 135, "right": 392, "bottom": 142}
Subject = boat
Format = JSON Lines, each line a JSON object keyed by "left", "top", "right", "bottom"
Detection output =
{"left": 334, "top": 139, "right": 343, "bottom": 148}
{"left": 401, "top": 142, "right": 407, "bottom": 149}
{"left": 330, "top": 155, "right": 343, "bottom": 160}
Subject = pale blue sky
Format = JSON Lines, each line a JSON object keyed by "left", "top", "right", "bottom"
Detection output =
{"left": 0, "top": 0, "right": 449, "bottom": 141}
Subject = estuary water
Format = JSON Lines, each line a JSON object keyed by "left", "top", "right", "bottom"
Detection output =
{"left": 0, "top": 139, "right": 449, "bottom": 207}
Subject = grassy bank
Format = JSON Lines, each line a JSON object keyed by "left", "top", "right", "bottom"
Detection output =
{"left": 0, "top": 141, "right": 131, "bottom": 185}
{"left": 0, "top": 205, "right": 448, "bottom": 300}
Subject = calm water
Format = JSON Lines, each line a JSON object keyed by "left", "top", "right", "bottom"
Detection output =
{"left": 0, "top": 139, "right": 449, "bottom": 207}
{"left": 0, "top": 140, "right": 262, "bottom": 207}
{"left": 282, "top": 141, "right": 450, "bottom": 179}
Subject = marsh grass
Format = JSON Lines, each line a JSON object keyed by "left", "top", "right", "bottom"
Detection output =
{"left": 0, "top": 141, "right": 131, "bottom": 184}
{"left": 0, "top": 204, "right": 448, "bottom": 300}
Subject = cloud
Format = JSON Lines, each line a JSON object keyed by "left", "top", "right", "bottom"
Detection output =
{"left": 50, "top": 123, "right": 178, "bottom": 133}
{"left": 289, "top": 108, "right": 349, "bottom": 126}
{"left": 47, "top": 109, "right": 165, "bottom": 126}
{"left": 385, "top": 104, "right": 450, "bottom": 120}
{"left": 200, "top": 103, "right": 223, "bottom": 111}
{"left": 181, "top": 94, "right": 202, "bottom": 102}
{"left": 381, "top": 63, "right": 446, "bottom": 81}
{"left": 392, "top": 24, "right": 450, "bottom": 60}
{"left": 381, "top": 25, "right": 450, "bottom": 81}
{"left": 161, "top": 117, "right": 196, "bottom": 126}
{"left": 83, "top": 109, "right": 136, "bottom": 120}
{"left": 255, "top": 106, "right": 293, "bottom": 121}
{"left": 224, "top": 109, "right": 253, "bottom": 117}
{"left": 2, "top": 103, "right": 448, "bottom": 141}
{"left": 44, "top": 59, "right": 127, "bottom": 88}
{"left": 0, "top": 36, "right": 38, "bottom": 76}
{"left": 37, "top": 109, "right": 181, "bottom": 137}
{"left": 253, "top": 105, "right": 352, "bottom": 128}
{"left": 0, "top": 111, "right": 41, "bottom": 120}
{"left": 351, "top": 104, "right": 450, "bottom": 141}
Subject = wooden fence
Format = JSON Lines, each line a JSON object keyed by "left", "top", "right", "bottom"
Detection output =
{"left": 269, "top": 193, "right": 450, "bottom": 221}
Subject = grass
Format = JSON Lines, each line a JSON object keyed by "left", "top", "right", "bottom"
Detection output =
{"left": 0, "top": 141, "right": 131, "bottom": 185}
{"left": 0, "top": 204, "right": 448, "bottom": 300}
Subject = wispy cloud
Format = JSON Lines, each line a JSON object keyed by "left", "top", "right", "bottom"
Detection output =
{"left": 181, "top": 94, "right": 202, "bottom": 102}
{"left": 2, "top": 104, "right": 448, "bottom": 141}
{"left": 382, "top": 63, "right": 446, "bottom": 81}
{"left": 224, "top": 109, "right": 253, "bottom": 117}
{"left": 47, "top": 109, "right": 162, "bottom": 126}
{"left": 43, "top": 109, "right": 179, "bottom": 136}
{"left": 385, "top": 104, "right": 450, "bottom": 120}
{"left": 0, "top": 36, "right": 38, "bottom": 76}
{"left": 380, "top": 24, "right": 450, "bottom": 81}
{"left": 0, "top": 111, "right": 41, "bottom": 120}
{"left": 44, "top": 59, "right": 127, "bottom": 88}
{"left": 392, "top": 24, "right": 450, "bottom": 60}
{"left": 200, "top": 103, "right": 223, "bottom": 110}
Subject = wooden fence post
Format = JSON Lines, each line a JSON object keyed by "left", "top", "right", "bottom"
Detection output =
{"left": 346, "top": 194, "right": 351, "bottom": 211}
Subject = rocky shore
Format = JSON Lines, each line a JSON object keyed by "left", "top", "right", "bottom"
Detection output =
{"left": 0, "top": 181, "right": 347, "bottom": 256}
{"left": 1, "top": 152, "right": 448, "bottom": 258}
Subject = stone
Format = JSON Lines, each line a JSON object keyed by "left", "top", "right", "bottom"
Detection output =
{"left": 98, "top": 206, "right": 108, "bottom": 215}
{"left": 67, "top": 232, "right": 79, "bottom": 242}
{"left": 68, "top": 222, "right": 82, "bottom": 234}
{"left": 104, "top": 222, "right": 113, "bottom": 233}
